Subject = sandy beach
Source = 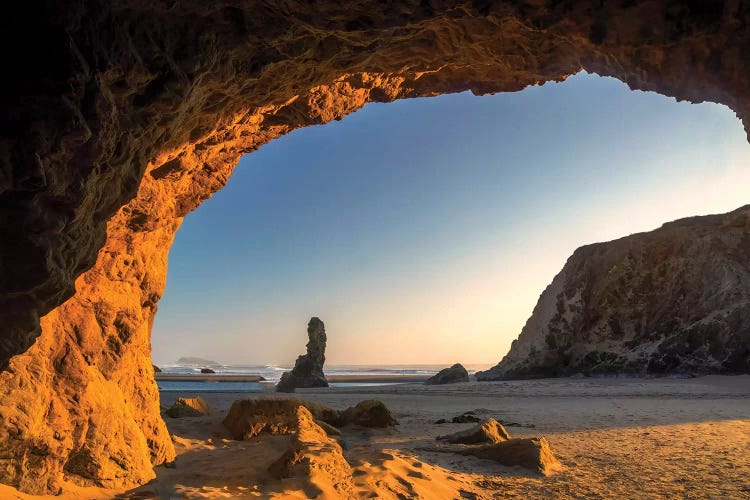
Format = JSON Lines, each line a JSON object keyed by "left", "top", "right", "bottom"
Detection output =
{"left": 2, "top": 375, "right": 747, "bottom": 499}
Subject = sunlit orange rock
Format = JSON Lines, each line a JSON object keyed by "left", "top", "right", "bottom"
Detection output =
{"left": 0, "top": 1, "right": 749, "bottom": 494}
{"left": 458, "top": 436, "right": 563, "bottom": 476}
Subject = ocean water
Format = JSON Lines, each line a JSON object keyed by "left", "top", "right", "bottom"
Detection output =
{"left": 155, "top": 362, "right": 492, "bottom": 392}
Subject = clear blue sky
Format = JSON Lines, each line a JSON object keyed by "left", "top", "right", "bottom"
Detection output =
{"left": 151, "top": 72, "right": 750, "bottom": 366}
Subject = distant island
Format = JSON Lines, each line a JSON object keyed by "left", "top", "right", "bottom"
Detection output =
{"left": 176, "top": 357, "right": 220, "bottom": 366}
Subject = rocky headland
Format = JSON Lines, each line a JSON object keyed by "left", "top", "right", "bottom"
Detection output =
{"left": 478, "top": 205, "right": 750, "bottom": 380}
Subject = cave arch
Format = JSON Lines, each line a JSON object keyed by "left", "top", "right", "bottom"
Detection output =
{"left": 1, "top": 0, "right": 749, "bottom": 494}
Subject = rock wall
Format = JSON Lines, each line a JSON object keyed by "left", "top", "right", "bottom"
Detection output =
{"left": 477, "top": 205, "right": 750, "bottom": 380}
{"left": 1, "top": 0, "right": 749, "bottom": 494}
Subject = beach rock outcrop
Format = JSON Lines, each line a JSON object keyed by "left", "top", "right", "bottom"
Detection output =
{"left": 276, "top": 318, "right": 329, "bottom": 393}
{"left": 341, "top": 400, "right": 398, "bottom": 428}
{"left": 200, "top": 368, "right": 216, "bottom": 374}
{"left": 2, "top": 1, "right": 750, "bottom": 494}
{"left": 166, "top": 397, "right": 213, "bottom": 418}
{"left": 438, "top": 418, "right": 511, "bottom": 445}
{"left": 438, "top": 412, "right": 482, "bottom": 424}
{"left": 425, "top": 363, "right": 470, "bottom": 385}
{"left": 477, "top": 205, "right": 750, "bottom": 380}
{"left": 223, "top": 398, "right": 342, "bottom": 440}
{"left": 267, "top": 406, "right": 354, "bottom": 497}
{"left": 457, "top": 437, "right": 562, "bottom": 476}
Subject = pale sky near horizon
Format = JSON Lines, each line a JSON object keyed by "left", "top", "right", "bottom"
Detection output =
{"left": 151, "top": 72, "right": 750, "bottom": 367}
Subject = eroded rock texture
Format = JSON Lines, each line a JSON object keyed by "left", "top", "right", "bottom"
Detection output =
{"left": 1, "top": 0, "right": 749, "bottom": 494}
{"left": 477, "top": 205, "right": 750, "bottom": 380}
{"left": 277, "top": 317, "right": 329, "bottom": 392}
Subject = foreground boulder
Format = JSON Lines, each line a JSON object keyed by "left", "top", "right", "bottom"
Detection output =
{"left": 341, "top": 400, "right": 398, "bottom": 428}
{"left": 268, "top": 406, "right": 354, "bottom": 497}
{"left": 477, "top": 206, "right": 750, "bottom": 380}
{"left": 166, "top": 397, "right": 213, "bottom": 418}
{"left": 222, "top": 398, "right": 342, "bottom": 440}
{"left": 458, "top": 437, "right": 562, "bottom": 476}
{"left": 276, "top": 317, "right": 329, "bottom": 392}
{"left": 425, "top": 363, "right": 470, "bottom": 385}
{"left": 438, "top": 418, "right": 510, "bottom": 444}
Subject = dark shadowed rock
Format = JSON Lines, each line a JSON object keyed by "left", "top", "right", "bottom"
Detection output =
{"left": 341, "top": 400, "right": 398, "bottom": 428}
{"left": 477, "top": 206, "right": 750, "bottom": 380}
{"left": 153, "top": 365, "right": 162, "bottom": 373}
{"left": 275, "top": 372, "right": 297, "bottom": 393}
{"left": 222, "top": 398, "right": 342, "bottom": 440}
{"left": 437, "top": 418, "right": 511, "bottom": 444}
{"left": 166, "top": 397, "right": 213, "bottom": 418}
{"left": 276, "top": 318, "right": 329, "bottom": 392}
{"left": 452, "top": 413, "right": 481, "bottom": 424}
{"left": 457, "top": 437, "right": 562, "bottom": 476}
{"left": 425, "top": 363, "right": 470, "bottom": 385}
{"left": 200, "top": 368, "right": 215, "bottom": 374}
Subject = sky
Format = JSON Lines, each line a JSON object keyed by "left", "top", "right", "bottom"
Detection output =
{"left": 151, "top": 72, "right": 750, "bottom": 367}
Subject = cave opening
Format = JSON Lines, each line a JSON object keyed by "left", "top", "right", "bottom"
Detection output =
{"left": 2, "top": 1, "right": 749, "bottom": 495}
{"left": 150, "top": 71, "right": 750, "bottom": 384}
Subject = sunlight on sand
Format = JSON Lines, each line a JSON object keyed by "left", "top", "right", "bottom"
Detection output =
{"left": 1, "top": 376, "right": 748, "bottom": 499}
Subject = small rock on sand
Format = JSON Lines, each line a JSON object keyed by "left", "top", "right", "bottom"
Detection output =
{"left": 437, "top": 418, "right": 511, "bottom": 444}
{"left": 166, "top": 396, "right": 213, "bottom": 418}
{"left": 341, "top": 400, "right": 398, "bottom": 428}
{"left": 425, "top": 363, "right": 470, "bottom": 385}
{"left": 457, "top": 437, "right": 562, "bottom": 476}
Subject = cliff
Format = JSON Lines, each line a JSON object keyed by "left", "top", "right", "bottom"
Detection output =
{"left": 477, "top": 206, "right": 750, "bottom": 380}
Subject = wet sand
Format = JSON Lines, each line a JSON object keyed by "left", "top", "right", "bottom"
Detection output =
{"left": 2, "top": 375, "right": 748, "bottom": 499}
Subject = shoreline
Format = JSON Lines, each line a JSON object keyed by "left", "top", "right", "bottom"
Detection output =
{"left": 155, "top": 373, "right": 432, "bottom": 383}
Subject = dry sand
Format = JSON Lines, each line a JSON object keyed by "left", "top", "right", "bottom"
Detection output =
{"left": 1, "top": 375, "right": 748, "bottom": 499}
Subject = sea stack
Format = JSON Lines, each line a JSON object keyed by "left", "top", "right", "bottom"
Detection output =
{"left": 276, "top": 317, "right": 329, "bottom": 392}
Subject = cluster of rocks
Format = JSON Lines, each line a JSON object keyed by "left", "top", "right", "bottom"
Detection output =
{"left": 434, "top": 418, "right": 561, "bottom": 476}
{"left": 220, "top": 397, "right": 398, "bottom": 497}
{"left": 222, "top": 397, "right": 398, "bottom": 439}
{"left": 164, "top": 393, "right": 560, "bottom": 482}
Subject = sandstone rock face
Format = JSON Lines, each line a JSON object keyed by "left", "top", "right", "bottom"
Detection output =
{"left": 1, "top": 1, "right": 750, "bottom": 494}
{"left": 478, "top": 206, "right": 750, "bottom": 380}
{"left": 425, "top": 363, "right": 470, "bottom": 385}
{"left": 165, "top": 396, "right": 213, "bottom": 418}
{"left": 267, "top": 406, "right": 354, "bottom": 498}
{"left": 276, "top": 318, "right": 329, "bottom": 393}
{"left": 457, "top": 437, "right": 562, "bottom": 476}
{"left": 437, "top": 418, "right": 511, "bottom": 444}
{"left": 222, "top": 398, "right": 342, "bottom": 440}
